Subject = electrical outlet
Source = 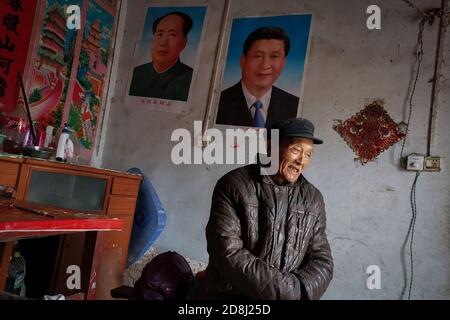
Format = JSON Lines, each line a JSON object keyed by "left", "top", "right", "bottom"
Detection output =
{"left": 424, "top": 156, "right": 441, "bottom": 172}
{"left": 406, "top": 154, "right": 424, "bottom": 171}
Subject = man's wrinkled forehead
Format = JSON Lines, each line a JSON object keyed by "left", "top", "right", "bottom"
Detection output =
{"left": 281, "top": 137, "right": 314, "bottom": 151}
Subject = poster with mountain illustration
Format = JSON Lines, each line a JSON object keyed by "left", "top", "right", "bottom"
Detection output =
{"left": 25, "top": 0, "right": 82, "bottom": 130}
{"left": 68, "top": 0, "right": 115, "bottom": 161}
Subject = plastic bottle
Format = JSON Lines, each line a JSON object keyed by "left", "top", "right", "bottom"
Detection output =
{"left": 5, "top": 251, "right": 26, "bottom": 296}
{"left": 44, "top": 125, "right": 54, "bottom": 148}
{"left": 56, "top": 123, "right": 70, "bottom": 162}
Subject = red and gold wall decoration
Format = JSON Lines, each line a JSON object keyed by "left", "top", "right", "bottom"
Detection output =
{"left": 334, "top": 99, "right": 406, "bottom": 164}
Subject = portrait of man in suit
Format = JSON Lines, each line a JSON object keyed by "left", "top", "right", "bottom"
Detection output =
{"left": 215, "top": 15, "right": 311, "bottom": 128}
{"left": 129, "top": 11, "right": 194, "bottom": 101}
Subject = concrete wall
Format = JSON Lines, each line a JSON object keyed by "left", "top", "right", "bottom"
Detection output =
{"left": 98, "top": 0, "right": 450, "bottom": 299}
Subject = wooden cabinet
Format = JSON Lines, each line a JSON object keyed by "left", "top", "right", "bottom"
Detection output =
{"left": 0, "top": 158, "right": 21, "bottom": 187}
{"left": 0, "top": 156, "right": 142, "bottom": 299}
{"left": 96, "top": 216, "right": 133, "bottom": 300}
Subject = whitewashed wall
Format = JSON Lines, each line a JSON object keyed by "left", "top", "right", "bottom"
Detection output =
{"left": 98, "top": 0, "right": 450, "bottom": 299}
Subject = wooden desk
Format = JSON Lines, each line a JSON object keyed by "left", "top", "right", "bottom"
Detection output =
{"left": 0, "top": 155, "right": 142, "bottom": 299}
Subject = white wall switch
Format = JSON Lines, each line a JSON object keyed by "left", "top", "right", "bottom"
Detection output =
{"left": 406, "top": 154, "right": 424, "bottom": 171}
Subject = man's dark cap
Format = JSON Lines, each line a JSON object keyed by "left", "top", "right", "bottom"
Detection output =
{"left": 269, "top": 118, "right": 323, "bottom": 144}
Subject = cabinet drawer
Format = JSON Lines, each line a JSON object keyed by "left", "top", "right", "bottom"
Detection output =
{"left": 111, "top": 177, "right": 141, "bottom": 196}
{"left": 107, "top": 195, "right": 137, "bottom": 216}
{"left": 0, "top": 161, "right": 20, "bottom": 187}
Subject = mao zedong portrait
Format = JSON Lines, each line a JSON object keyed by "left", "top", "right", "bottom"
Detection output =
{"left": 129, "top": 12, "right": 194, "bottom": 101}
{"left": 216, "top": 27, "right": 299, "bottom": 128}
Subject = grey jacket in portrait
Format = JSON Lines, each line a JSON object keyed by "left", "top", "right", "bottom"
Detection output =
{"left": 129, "top": 60, "right": 193, "bottom": 101}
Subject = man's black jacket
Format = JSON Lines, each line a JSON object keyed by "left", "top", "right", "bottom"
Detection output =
{"left": 201, "top": 164, "right": 333, "bottom": 300}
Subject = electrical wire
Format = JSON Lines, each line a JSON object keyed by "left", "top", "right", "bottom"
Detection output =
{"left": 401, "top": 0, "right": 422, "bottom": 14}
{"left": 405, "top": 171, "right": 421, "bottom": 299}
{"left": 399, "top": 2, "right": 447, "bottom": 159}
{"left": 399, "top": 18, "right": 425, "bottom": 159}
{"left": 398, "top": 1, "right": 446, "bottom": 300}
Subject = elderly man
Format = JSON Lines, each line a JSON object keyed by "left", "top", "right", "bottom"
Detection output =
{"left": 197, "top": 118, "right": 333, "bottom": 300}
{"left": 129, "top": 11, "right": 193, "bottom": 101}
{"left": 216, "top": 27, "right": 299, "bottom": 128}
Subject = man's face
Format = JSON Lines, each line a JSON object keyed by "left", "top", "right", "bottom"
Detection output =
{"left": 240, "top": 39, "right": 286, "bottom": 93}
{"left": 276, "top": 137, "right": 314, "bottom": 184}
{"left": 151, "top": 14, "right": 187, "bottom": 69}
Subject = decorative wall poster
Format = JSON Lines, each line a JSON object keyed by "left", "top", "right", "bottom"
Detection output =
{"left": 125, "top": 6, "right": 207, "bottom": 114}
{"left": 213, "top": 14, "right": 312, "bottom": 129}
{"left": 97, "top": 0, "right": 117, "bottom": 11}
{"left": 67, "top": 0, "right": 115, "bottom": 161}
{"left": 334, "top": 99, "right": 406, "bottom": 164}
{"left": 0, "top": 0, "right": 38, "bottom": 113}
{"left": 20, "top": 0, "right": 82, "bottom": 131}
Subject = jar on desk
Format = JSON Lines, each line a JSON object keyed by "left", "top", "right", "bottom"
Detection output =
{"left": 2, "top": 118, "right": 28, "bottom": 155}
{"left": 23, "top": 121, "right": 45, "bottom": 148}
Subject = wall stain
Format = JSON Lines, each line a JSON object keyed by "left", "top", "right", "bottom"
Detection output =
{"left": 332, "top": 237, "right": 369, "bottom": 248}
{"left": 382, "top": 185, "right": 396, "bottom": 192}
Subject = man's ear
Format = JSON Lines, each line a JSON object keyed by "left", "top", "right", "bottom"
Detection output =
{"left": 182, "top": 37, "right": 187, "bottom": 50}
